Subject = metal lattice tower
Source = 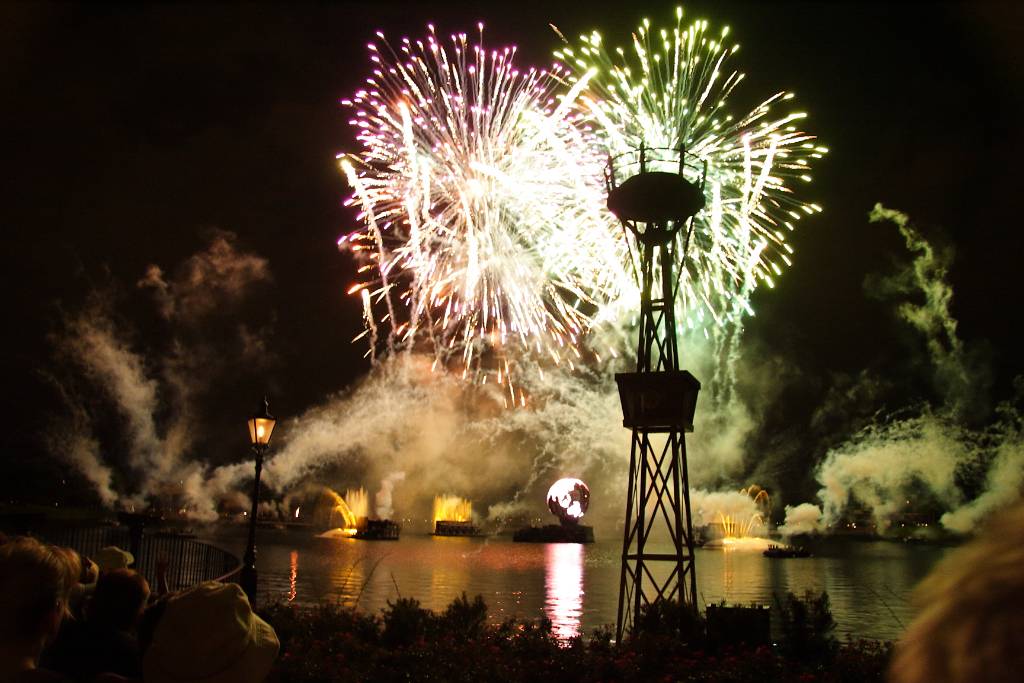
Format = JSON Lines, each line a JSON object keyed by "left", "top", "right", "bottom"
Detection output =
{"left": 607, "top": 145, "right": 706, "bottom": 641}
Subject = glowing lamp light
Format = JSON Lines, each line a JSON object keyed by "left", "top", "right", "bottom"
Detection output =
{"left": 547, "top": 478, "right": 590, "bottom": 526}
{"left": 247, "top": 397, "right": 276, "bottom": 447}
{"left": 241, "top": 395, "right": 278, "bottom": 606}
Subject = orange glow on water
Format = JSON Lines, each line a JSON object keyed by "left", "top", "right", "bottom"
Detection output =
{"left": 288, "top": 550, "right": 298, "bottom": 602}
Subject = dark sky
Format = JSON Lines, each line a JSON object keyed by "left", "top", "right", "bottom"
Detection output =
{"left": 2, "top": 1, "right": 1022, "bottom": 502}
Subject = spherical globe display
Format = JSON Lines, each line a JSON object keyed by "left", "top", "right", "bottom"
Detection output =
{"left": 547, "top": 478, "right": 590, "bottom": 525}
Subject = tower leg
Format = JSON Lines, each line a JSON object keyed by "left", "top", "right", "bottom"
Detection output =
{"left": 617, "top": 427, "right": 698, "bottom": 638}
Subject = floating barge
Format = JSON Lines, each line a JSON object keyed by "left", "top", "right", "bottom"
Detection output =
{"left": 434, "top": 520, "right": 480, "bottom": 537}
{"left": 317, "top": 519, "right": 401, "bottom": 541}
{"left": 513, "top": 524, "right": 594, "bottom": 544}
{"left": 356, "top": 519, "right": 401, "bottom": 540}
{"left": 763, "top": 544, "right": 810, "bottom": 558}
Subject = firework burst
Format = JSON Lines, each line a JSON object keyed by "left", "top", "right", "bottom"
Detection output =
{"left": 340, "top": 11, "right": 826, "bottom": 401}
{"left": 340, "top": 24, "right": 624, "bottom": 404}
{"left": 555, "top": 7, "right": 827, "bottom": 332}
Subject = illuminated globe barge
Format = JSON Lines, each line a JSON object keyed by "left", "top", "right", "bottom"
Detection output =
{"left": 513, "top": 478, "right": 594, "bottom": 544}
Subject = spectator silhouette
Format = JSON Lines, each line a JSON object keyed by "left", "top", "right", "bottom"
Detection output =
{"left": 142, "top": 581, "right": 278, "bottom": 683}
{"left": 0, "top": 536, "right": 80, "bottom": 682}
{"left": 890, "top": 500, "right": 1024, "bottom": 683}
{"left": 43, "top": 569, "right": 150, "bottom": 681}
{"left": 93, "top": 547, "right": 133, "bottom": 573}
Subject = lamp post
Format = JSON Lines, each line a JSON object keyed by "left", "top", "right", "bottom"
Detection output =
{"left": 240, "top": 397, "right": 276, "bottom": 605}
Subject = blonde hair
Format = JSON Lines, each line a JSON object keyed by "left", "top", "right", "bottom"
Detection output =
{"left": 0, "top": 536, "right": 81, "bottom": 642}
{"left": 890, "top": 500, "right": 1024, "bottom": 683}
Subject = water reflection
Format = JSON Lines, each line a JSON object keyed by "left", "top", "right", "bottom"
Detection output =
{"left": 233, "top": 530, "right": 948, "bottom": 641}
{"left": 429, "top": 537, "right": 473, "bottom": 604}
{"left": 288, "top": 550, "right": 298, "bottom": 602}
{"left": 698, "top": 541, "right": 771, "bottom": 608}
{"left": 545, "top": 543, "right": 584, "bottom": 639}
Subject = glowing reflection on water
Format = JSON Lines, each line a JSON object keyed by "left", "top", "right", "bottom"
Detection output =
{"left": 545, "top": 543, "right": 584, "bottom": 639}
{"left": 231, "top": 531, "right": 948, "bottom": 641}
{"left": 288, "top": 550, "right": 298, "bottom": 602}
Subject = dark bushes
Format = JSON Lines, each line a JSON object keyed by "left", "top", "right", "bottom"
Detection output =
{"left": 260, "top": 593, "right": 890, "bottom": 683}
{"left": 775, "top": 590, "right": 839, "bottom": 662}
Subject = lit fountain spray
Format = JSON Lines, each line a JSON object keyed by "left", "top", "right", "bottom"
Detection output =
{"left": 315, "top": 487, "right": 358, "bottom": 537}
{"left": 720, "top": 485, "right": 770, "bottom": 548}
{"left": 433, "top": 495, "right": 479, "bottom": 536}
{"left": 608, "top": 144, "right": 705, "bottom": 640}
{"left": 345, "top": 488, "right": 370, "bottom": 522}
{"left": 317, "top": 486, "right": 400, "bottom": 540}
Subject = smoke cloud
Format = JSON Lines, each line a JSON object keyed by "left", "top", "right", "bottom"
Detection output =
{"left": 778, "top": 503, "right": 823, "bottom": 537}
{"left": 691, "top": 489, "right": 764, "bottom": 530}
{"left": 43, "top": 381, "right": 118, "bottom": 508}
{"left": 49, "top": 231, "right": 272, "bottom": 519}
{"left": 51, "top": 203, "right": 1022, "bottom": 540}
{"left": 190, "top": 300, "right": 770, "bottom": 530}
{"left": 810, "top": 205, "right": 1022, "bottom": 534}
{"left": 137, "top": 229, "right": 270, "bottom": 322}
{"left": 375, "top": 471, "right": 406, "bottom": 519}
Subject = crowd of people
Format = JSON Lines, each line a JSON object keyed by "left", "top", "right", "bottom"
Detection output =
{"left": 0, "top": 535, "right": 278, "bottom": 683}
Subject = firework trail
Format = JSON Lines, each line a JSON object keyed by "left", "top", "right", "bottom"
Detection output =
{"left": 554, "top": 7, "right": 826, "bottom": 339}
{"left": 339, "top": 24, "right": 625, "bottom": 405}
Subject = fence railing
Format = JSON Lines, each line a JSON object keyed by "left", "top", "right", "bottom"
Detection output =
{"left": 31, "top": 523, "right": 240, "bottom": 591}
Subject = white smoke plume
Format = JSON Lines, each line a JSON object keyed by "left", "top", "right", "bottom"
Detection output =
{"left": 375, "top": 471, "right": 405, "bottom": 519}
{"left": 50, "top": 232, "right": 271, "bottom": 518}
{"left": 940, "top": 399, "right": 1024, "bottom": 532}
{"left": 777, "top": 503, "right": 823, "bottom": 537}
{"left": 215, "top": 353, "right": 624, "bottom": 528}
{"left": 868, "top": 204, "right": 975, "bottom": 416}
{"left": 43, "top": 383, "right": 118, "bottom": 507}
{"left": 137, "top": 229, "right": 270, "bottom": 322}
{"left": 691, "top": 488, "right": 764, "bottom": 531}
{"left": 194, "top": 266, "right": 775, "bottom": 530}
{"left": 816, "top": 413, "right": 965, "bottom": 530}
{"left": 811, "top": 206, "right": 1022, "bottom": 534}
{"left": 60, "top": 309, "right": 176, "bottom": 505}
{"left": 49, "top": 230, "right": 786, "bottom": 527}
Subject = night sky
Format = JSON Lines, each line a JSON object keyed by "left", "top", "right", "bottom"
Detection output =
{"left": 3, "top": 1, "right": 1022, "bottom": 504}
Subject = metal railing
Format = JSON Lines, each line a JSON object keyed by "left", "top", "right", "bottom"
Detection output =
{"left": 35, "top": 524, "right": 241, "bottom": 591}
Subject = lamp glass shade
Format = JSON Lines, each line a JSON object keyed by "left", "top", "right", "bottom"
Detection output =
{"left": 247, "top": 401, "right": 276, "bottom": 446}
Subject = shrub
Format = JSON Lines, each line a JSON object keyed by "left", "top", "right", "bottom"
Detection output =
{"left": 260, "top": 591, "right": 889, "bottom": 683}
{"left": 437, "top": 591, "right": 488, "bottom": 639}
{"left": 774, "top": 590, "right": 839, "bottom": 663}
{"left": 632, "top": 597, "right": 706, "bottom": 645}
{"left": 381, "top": 596, "right": 430, "bottom": 647}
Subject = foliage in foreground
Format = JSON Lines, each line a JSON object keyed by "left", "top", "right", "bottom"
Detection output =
{"left": 260, "top": 591, "right": 891, "bottom": 683}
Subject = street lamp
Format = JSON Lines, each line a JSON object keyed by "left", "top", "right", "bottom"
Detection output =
{"left": 240, "top": 397, "right": 276, "bottom": 605}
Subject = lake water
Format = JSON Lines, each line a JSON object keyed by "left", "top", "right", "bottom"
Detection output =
{"left": 205, "top": 528, "right": 950, "bottom": 642}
